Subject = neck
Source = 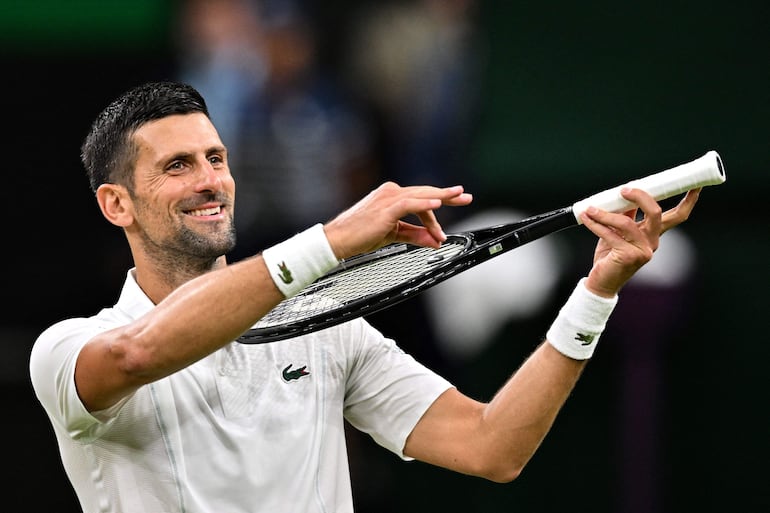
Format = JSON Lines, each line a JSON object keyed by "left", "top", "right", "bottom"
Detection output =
{"left": 133, "top": 253, "right": 228, "bottom": 305}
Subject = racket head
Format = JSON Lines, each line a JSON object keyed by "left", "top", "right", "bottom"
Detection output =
{"left": 237, "top": 209, "right": 574, "bottom": 344}
{"left": 237, "top": 233, "right": 475, "bottom": 343}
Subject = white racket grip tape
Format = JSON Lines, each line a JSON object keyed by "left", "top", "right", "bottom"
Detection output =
{"left": 546, "top": 278, "right": 618, "bottom": 360}
{"left": 572, "top": 150, "right": 726, "bottom": 223}
{"left": 262, "top": 223, "right": 340, "bottom": 298}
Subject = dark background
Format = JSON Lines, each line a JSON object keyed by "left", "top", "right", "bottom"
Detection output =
{"left": 2, "top": 1, "right": 768, "bottom": 511}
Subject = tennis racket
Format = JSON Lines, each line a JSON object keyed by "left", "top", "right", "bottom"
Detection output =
{"left": 238, "top": 150, "right": 726, "bottom": 344}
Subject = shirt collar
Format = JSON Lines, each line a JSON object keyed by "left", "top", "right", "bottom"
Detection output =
{"left": 114, "top": 268, "right": 156, "bottom": 319}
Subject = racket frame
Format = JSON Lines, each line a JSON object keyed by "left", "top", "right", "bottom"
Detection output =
{"left": 237, "top": 207, "right": 575, "bottom": 343}
{"left": 237, "top": 150, "right": 726, "bottom": 344}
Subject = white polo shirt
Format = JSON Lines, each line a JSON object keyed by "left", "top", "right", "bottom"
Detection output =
{"left": 30, "top": 269, "right": 453, "bottom": 513}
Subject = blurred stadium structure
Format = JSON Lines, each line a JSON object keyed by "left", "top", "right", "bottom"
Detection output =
{"left": 3, "top": 1, "right": 767, "bottom": 511}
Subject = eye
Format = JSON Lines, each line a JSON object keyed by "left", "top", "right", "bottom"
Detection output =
{"left": 166, "top": 160, "right": 188, "bottom": 174}
{"left": 209, "top": 154, "right": 225, "bottom": 166}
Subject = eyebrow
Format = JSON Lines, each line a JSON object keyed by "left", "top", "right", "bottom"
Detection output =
{"left": 160, "top": 145, "right": 227, "bottom": 166}
{"left": 206, "top": 145, "right": 228, "bottom": 156}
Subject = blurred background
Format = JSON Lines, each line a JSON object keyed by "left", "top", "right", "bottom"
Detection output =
{"left": 2, "top": 0, "right": 768, "bottom": 511}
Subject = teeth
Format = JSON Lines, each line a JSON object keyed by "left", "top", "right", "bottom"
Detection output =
{"left": 188, "top": 206, "right": 221, "bottom": 216}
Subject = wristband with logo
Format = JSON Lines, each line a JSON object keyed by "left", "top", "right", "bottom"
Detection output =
{"left": 262, "top": 224, "right": 340, "bottom": 298}
{"left": 546, "top": 278, "right": 618, "bottom": 360}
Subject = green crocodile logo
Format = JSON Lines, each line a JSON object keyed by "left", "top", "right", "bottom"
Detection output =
{"left": 282, "top": 364, "right": 310, "bottom": 382}
{"left": 277, "top": 261, "right": 294, "bottom": 284}
{"left": 574, "top": 332, "right": 595, "bottom": 346}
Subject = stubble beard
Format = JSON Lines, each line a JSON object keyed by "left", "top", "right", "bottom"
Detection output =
{"left": 177, "top": 222, "right": 236, "bottom": 260}
{"left": 142, "top": 216, "right": 238, "bottom": 278}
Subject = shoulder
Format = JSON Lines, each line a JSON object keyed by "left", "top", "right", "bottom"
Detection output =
{"left": 30, "top": 312, "right": 121, "bottom": 394}
{"left": 32, "top": 317, "right": 99, "bottom": 357}
{"left": 32, "top": 311, "right": 117, "bottom": 356}
{"left": 33, "top": 299, "right": 133, "bottom": 351}
{"left": 309, "top": 317, "right": 399, "bottom": 355}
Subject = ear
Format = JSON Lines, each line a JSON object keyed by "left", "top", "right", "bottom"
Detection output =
{"left": 96, "top": 183, "right": 134, "bottom": 227}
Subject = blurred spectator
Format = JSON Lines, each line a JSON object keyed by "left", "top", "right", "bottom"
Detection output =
{"left": 175, "top": 0, "right": 379, "bottom": 259}
{"left": 339, "top": 0, "right": 488, "bottom": 372}
{"left": 176, "top": 0, "right": 267, "bottom": 164}
{"left": 344, "top": 0, "right": 484, "bottom": 194}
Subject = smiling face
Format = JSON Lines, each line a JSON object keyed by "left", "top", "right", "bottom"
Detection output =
{"left": 114, "top": 112, "right": 237, "bottom": 274}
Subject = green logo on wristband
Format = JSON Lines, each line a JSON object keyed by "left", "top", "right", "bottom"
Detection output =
{"left": 575, "top": 332, "right": 595, "bottom": 346}
{"left": 277, "top": 261, "right": 294, "bottom": 284}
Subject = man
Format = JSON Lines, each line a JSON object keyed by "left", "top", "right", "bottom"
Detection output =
{"left": 30, "top": 81, "right": 701, "bottom": 512}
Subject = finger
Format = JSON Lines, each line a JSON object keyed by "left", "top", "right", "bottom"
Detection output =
{"left": 382, "top": 197, "right": 442, "bottom": 223}
{"left": 661, "top": 188, "right": 701, "bottom": 233}
{"left": 415, "top": 209, "right": 446, "bottom": 246}
{"left": 441, "top": 191, "right": 474, "bottom": 207}
{"left": 415, "top": 190, "right": 472, "bottom": 242}
{"left": 392, "top": 222, "right": 443, "bottom": 248}
{"left": 380, "top": 185, "right": 468, "bottom": 217}
{"left": 410, "top": 185, "right": 472, "bottom": 207}
{"left": 385, "top": 186, "right": 470, "bottom": 244}
{"left": 399, "top": 184, "right": 467, "bottom": 201}
{"left": 620, "top": 187, "right": 662, "bottom": 235}
{"left": 580, "top": 207, "right": 630, "bottom": 245}
{"left": 585, "top": 204, "right": 658, "bottom": 255}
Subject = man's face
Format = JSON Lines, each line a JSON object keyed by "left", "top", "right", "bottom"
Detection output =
{"left": 128, "top": 113, "right": 237, "bottom": 261}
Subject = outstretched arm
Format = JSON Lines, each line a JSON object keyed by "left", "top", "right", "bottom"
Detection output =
{"left": 75, "top": 183, "right": 472, "bottom": 412}
{"left": 404, "top": 187, "right": 701, "bottom": 482}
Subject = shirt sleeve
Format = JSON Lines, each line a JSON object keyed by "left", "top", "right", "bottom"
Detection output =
{"left": 342, "top": 319, "right": 454, "bottom": 460}
{"left": 29, "top": 318, "right": 123, "bottom": 442}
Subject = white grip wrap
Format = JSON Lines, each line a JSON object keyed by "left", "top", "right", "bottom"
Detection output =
{"left": 262, "top": 224, "right": 340, "bottom": 298}
{"left": 572, "top": 150, "right": 726, "bottom": 223}
{"left": 546, "top": 278, "right": 619, "bottom": 360}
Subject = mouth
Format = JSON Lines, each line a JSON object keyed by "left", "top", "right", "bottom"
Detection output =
{"left": 185, "top": 205, "right": 222, "bottom": 217}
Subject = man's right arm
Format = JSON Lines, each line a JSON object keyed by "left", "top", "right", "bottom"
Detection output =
{"left": 74, "top": 183, "right": 473, "bottom": 412}
{"left": 74, "top": 254, "right": 285, "bottom": 412}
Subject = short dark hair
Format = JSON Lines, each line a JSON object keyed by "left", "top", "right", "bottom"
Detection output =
{"left": 81, "top": 81, "right": 210, "bottom": 193}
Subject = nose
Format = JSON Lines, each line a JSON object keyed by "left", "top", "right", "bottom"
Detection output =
{"left": 194, "top": 160, "right": 227, "bottom": 192}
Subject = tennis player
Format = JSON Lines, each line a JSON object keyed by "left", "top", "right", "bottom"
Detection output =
{"left": 29, "top": 81, "right": 701, "bottom": 512}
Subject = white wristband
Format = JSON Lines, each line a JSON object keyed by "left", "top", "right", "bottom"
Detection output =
{"left": 546, "top": 278, "right": 618, "bottom": 360}
{"left": 262, "top": 224, "right": 340, "bottom": 298}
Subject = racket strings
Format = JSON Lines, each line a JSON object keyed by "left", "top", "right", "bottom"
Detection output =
{"left": 253, "top": 240, "right": 467, "bottom": 329}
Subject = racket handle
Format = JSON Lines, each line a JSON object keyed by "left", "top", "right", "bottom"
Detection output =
{"left": 572, "top": 150, "right": 726, "bottom": 223}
